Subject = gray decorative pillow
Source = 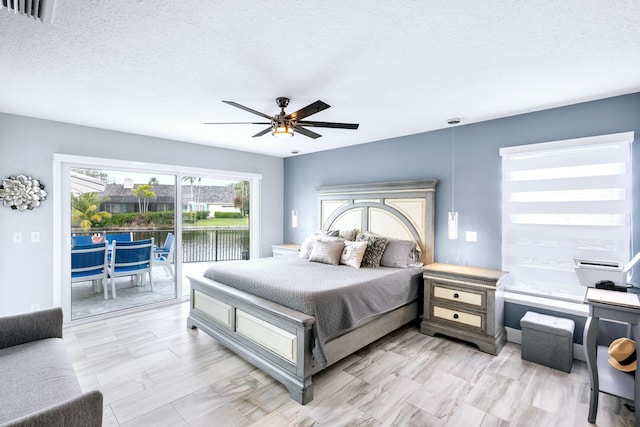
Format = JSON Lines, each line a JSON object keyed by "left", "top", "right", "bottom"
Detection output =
{"left": 338, "top": 229, "right": 358, "bottom": 241}
{"left": 309, "top": 239, "right": 345, "bottom": 265}
{"left": 380, "top": 238, "right": 422, "bottom": 268}
{"left": 356, "top": 232, "right": 389, "bottom": 267}
{"left": 340, "top": 240, "right": 368, "bottom": 268}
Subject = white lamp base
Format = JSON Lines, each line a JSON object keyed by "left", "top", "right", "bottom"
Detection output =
{"left": 448, "top": 211, "right": 458, "bottom": 240}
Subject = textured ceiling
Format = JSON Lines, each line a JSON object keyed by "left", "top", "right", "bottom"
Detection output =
{"left": 1, "top": 1, "right": 639, "bottom": 158}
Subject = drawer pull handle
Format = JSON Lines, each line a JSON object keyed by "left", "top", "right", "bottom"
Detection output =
{"left": 453, "top": 313, "right": 459, "bottom": 319}
{"left": 453, "top": 293, "right": 459, "bottom": 298}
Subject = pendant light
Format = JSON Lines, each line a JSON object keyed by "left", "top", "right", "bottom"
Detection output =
{"left": 291, "top": 178, "right": 298, "bottom": 228}
{"left": 447, "top": 118, "right": 460, "bottom": 240}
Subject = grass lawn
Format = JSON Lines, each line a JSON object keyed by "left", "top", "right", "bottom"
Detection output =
{"left": 193, "top": 217, "right": 249, "bottom": 227}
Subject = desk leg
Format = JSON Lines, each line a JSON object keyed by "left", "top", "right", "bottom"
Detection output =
{"left": 633, "top": 322, "right": 640, "bottom": 427}
{"left": 584, "top": 315, "right": 599, "bottom": 424}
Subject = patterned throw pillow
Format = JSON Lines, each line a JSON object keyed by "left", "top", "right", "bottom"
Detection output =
{"left": 340, "top": 240, "right": 368, "bottom": 268}
{"left": 356, "top": 232, "right": 389, "bottom": 267}
{"left": 308, "top": 239, "right": 345, "bottom": 265}
{"left": 300, "top": 235, "right": 345, "bottom": 259}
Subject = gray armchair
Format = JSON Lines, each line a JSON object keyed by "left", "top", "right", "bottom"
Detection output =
{"left": 0, "top": 308, "right": 103, "bottom": 426}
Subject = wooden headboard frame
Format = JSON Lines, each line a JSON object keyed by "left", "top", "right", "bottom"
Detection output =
{"left": 316, "top": 179, "right": 438, "bottom": 264}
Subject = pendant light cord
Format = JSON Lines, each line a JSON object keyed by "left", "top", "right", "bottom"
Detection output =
{"left": 451, "top": 125, "right": 455, "bottom": 212}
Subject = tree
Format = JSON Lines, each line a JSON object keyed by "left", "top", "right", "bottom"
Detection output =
{"left": 131, "top": 184, "right": 156, "bottom": 214}
{"left": 71, "top": 193, "right": 112, "bottom": 231}
{"left": 232, "top": 181, "right": 249, "bottom": 216}
{"left": 182, "top": 176, "right": 202, "bottom": 210}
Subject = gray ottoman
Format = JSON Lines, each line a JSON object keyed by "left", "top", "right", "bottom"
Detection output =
{"left": 520, "top": 311, "right": 575, "bottom": 373}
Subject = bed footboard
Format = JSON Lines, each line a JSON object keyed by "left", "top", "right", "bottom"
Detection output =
{"left": 187, "top": 275, "right": 316, "bottom": 404}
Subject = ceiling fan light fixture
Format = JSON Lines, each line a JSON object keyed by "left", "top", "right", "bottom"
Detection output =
{"left": 272, "top": 123, "right": 294, "bottom": 137}
{"left": 208, "top": 97, "right": 358, "bottom": 139}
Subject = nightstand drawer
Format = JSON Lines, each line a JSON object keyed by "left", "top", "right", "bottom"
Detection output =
{"left": 433, "top": 306, "right": 484, "bottom": 330}
{"left": 433, "top": 285, "right": 484, "bottom": 307}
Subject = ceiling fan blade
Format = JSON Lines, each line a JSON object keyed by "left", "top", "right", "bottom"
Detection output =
{"left": 252, "top": 127, "right": 272, "bottom": 138}
{"left": 203, "top": 121, "right": 271, "bottom": 125}
{"left": 296, "top": 120, "right": 359, "bottom": 130}
{"left": 222, "top": 101, "right": 274, "bottom": 120}
{"left": 286, "top": 100, "right": 330, "bottom": 121}
{"left": 293, "top": 125, "right": 322, "bottom": 139}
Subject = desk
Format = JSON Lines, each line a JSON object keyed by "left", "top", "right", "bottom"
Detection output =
{"left": 584, "top": 288, "right": 640, "bottom": 426}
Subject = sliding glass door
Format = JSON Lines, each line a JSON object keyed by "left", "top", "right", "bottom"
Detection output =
{"left": 180, "top": 177, "right": 250, "bottom": 297}
{"left": 70, "top": 168, "right": 177, "bottom": 320}
{"left": 55, "top": 154, "right": 261, "bottom": 324}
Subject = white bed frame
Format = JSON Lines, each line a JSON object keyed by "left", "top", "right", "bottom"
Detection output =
{"left": 187, "top": 179, "right": 437, "bottom": 404}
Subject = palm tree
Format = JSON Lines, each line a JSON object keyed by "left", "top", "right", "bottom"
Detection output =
{"left": 71, "top": 193, "right": 112, "bottom": 231}
{"left": 131, "top": 184, "right": 156, "bottom": 213}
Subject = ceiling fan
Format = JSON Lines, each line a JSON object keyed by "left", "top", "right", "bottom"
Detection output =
{"left": 204, "top": 97, "right": 359, "bottom": 139}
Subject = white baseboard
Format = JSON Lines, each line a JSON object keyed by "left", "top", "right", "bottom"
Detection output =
{"left": 505, "top": 326, "right": 585, "bottom": 362}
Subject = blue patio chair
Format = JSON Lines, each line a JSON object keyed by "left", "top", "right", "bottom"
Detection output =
{"left": 105, "top": 232, "right": 133, "bottom": 243}
{"left": 153, "top": 232, "right": 175, "bottom": 278}
{"left": 106, "top": 238, "right": 154, "bottom": 299}
{"left": 71, "top": 242, "right": 109, "bottom": 299}
{"left": 71, "top": 235, "right": 92, "bottom": 247}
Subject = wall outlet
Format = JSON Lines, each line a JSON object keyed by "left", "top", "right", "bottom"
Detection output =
{"left": 12, "top": 232, "right": 22, "bottom": 243}
{"left": 30, "top": 304, "right": 40, "bottom": 312}
{"left": 466, "top": 231, "right": 478, "bottom": 242}
{"left": 31, "top": 231, "right": 40, "bottom": 243}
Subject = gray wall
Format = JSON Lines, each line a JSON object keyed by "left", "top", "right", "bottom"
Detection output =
{"left": 284, "top": 92, "right": 640, "bottom": 338}
{"left": 0, "top": 113, "right": 283, "bottom": 315}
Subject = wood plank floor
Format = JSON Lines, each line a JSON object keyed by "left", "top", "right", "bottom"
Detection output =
{"left": 65, "top": 302, "right": 635, "bottom": 426}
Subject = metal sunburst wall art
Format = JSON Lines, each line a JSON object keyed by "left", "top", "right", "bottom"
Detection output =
{"left": 0, "top": 175, "right": 47, "bottom": 211}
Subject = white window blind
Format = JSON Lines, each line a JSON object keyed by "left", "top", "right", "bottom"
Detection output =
{"left": 500, "top": 132, "right": 634, "bottom": 300}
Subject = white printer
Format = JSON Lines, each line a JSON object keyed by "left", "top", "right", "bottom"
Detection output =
{"left": 574, "top": 252, "right": 640, "bottom": 288}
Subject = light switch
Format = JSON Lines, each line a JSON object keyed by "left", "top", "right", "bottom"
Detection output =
{"left": 466, "top": 231, "right": 477, "bottom": 242}
{"left": 12, "top": 232, "right": 22, "bottom": 243}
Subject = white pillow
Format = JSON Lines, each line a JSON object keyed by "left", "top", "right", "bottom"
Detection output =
{"left": 340, "top": 240, "right": 368, "bottom": 268}
{"left": 309, "top": 239, "right": 345, "bottom": 265}
{"left": 299, "top": 235, "right": 316, "bottom": 258}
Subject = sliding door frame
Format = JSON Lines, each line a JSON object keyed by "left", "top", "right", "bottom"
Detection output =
{"left": 53, "top": 154, "right": 262, "bottom": 324}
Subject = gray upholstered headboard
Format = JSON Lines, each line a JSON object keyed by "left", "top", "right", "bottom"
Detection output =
{"left": 316, "top": 179, "right": 438, "bottom": 264}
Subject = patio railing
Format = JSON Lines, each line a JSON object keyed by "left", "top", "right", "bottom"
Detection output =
{"left": 72, "top": 227, "right": 249, "bottom": 262}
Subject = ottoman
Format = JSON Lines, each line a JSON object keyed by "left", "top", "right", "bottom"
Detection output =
{"left": 520, "top": 311, "right": 575, "bottom": 373}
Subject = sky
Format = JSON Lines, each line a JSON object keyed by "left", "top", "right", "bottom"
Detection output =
{"left": 73, "top": 168, "right": 240, "bottom": 187}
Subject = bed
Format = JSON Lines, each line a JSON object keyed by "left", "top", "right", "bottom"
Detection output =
{"left": 187, "top": 179, "right": 437, "bottom": 404}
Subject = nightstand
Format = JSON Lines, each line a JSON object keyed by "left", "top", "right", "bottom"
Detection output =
{"left": 271, "top": 244, "right": 301, "bottom": 257}
{"left": 420, "top": 263, "right": 508, "bottom": 355}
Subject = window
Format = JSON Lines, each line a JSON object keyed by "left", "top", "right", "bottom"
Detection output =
{"left": 53, "top": 154, "right": 262, "bottom": 324}
{"left": 500, "top": 132, "right": 634, "bottom": 300}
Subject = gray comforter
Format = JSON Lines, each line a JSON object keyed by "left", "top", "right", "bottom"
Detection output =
{"left": 203, "top": 256, "right": 422, "bottom": 368}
